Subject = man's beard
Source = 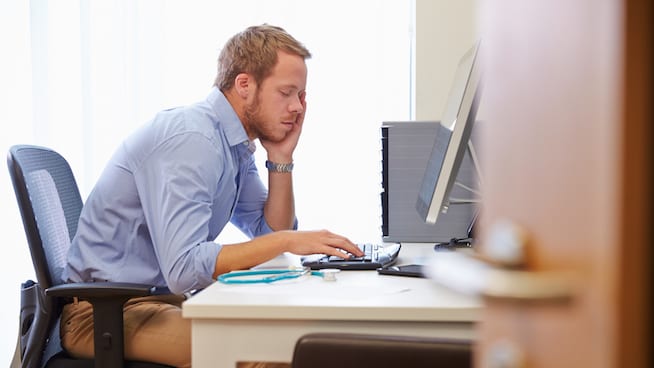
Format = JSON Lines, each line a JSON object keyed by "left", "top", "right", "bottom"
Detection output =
{"left": 244, "top": 91, "right": 283, "bottom": 142}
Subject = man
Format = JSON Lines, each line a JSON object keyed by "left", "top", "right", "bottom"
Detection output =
{"left": 61, "top": 24, "right": 363, "bottom": 367}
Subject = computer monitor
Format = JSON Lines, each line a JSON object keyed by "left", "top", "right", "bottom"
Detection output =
{"left": 415, "top": 42, "right": 483, "bottom": 233}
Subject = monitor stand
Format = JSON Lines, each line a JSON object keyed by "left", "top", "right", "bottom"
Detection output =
{"left": 434, "top": 141, "right": 481, "bottom": 253}
{"left": 433, "top": 210, "right": 477, "bottom": 252}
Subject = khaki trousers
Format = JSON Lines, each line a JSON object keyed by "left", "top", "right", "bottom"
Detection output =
{"left": 61, "top": 294, "right": 191, "bottom": 367}
{"left": 60, "top": 294, "right": 291, "bottom": 368}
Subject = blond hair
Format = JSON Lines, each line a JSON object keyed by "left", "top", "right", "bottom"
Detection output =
{"left": 215, "top": 24, "right": 312, "bottom": 91}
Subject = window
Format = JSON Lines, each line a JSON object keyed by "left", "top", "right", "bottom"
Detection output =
{"left": 0, "top": 1, "right": 412, "bottom": 361}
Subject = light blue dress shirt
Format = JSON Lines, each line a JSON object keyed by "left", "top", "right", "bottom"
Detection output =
{"left": 62, "top": 88, "right": 297, "bottom": 294}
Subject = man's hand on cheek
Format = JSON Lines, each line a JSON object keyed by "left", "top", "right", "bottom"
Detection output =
{"left": 261, "top": 96, "right": 306, "bottom": 160}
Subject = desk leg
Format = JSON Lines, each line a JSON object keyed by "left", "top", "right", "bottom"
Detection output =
{"left": 192, "top": 320, "right": 298, "bottom": 367}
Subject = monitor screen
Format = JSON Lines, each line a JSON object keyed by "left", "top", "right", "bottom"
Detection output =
{"left": 416, "top": 42, "right": 483, "bottom": 226}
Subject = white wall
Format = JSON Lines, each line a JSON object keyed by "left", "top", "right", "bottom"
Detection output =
{"left": 415, "top": 0, "right": 478, "bottom": 121}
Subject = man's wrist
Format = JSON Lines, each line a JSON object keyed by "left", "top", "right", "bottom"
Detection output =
{"left": 265, "top": 160, "right": 294, "bottom": 173}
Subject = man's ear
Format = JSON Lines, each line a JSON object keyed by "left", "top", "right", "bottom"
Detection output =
{"left": 234, "top": 73, "right": 251, "bottom": 99}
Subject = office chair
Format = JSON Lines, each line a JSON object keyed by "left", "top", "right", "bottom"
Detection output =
{"left": 291, "top": 333, "right": 472, "bottom": 368}
{"left": 7, "top": 144, "right": 174, "bottom": 368}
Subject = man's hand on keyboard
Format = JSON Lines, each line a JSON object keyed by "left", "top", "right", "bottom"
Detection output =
{"left": 280, "top": 229, "right": 364, "bottom": 259}
{"left": 214, "top": 230, "right": 365, "bottom": 277}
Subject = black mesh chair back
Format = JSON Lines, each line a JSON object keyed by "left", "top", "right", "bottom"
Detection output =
{"left": 10, "top": 145, "right": 82, "bottom": 289}
{"left": 8, "top": 145, "right": 82, "bottom": 368}
{"left": 8, "top": 145, "right": 172, "bottom": 368}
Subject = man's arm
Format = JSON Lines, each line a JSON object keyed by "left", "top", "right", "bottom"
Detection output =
{"left": 263, "top": 165, "right": 295, "bottom": 230}
{"left": 213, "top": 229, "right": 363, "bottom": 278}
{"left": 260, "top": 90, "right": 306, "bottom": 230}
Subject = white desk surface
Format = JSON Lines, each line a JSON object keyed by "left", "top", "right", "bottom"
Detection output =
{"left": 183, "top": 243, "right": 482, "bottom": 367}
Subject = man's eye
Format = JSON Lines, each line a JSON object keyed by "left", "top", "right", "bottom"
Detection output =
{"left": 280, "top": 90, "right": 291, "bottom": 97}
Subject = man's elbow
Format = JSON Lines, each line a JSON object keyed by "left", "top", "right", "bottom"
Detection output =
{"left": 165, "top": 262, "right": 211, "bottom": 295}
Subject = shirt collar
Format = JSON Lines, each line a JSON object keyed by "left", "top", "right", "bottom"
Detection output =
{"left": 206, "top": 87, "right": 255, "bottom": 152}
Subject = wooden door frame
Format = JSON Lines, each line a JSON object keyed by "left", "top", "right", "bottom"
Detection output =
{"left": 620, "top": 0, "right": 652, "bottom": 366}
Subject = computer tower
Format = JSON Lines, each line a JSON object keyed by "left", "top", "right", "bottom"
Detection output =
{"left": 381, "top": 121, "right": 478, "bottom": 243}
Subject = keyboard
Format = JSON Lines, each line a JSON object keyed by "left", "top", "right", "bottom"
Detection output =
{"left": 301, "top": 243, "right": 401, "bottom": 270}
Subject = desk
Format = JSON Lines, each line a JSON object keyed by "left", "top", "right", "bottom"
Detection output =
{"left": 182, "top": 244, "right": 482, "bottom": 367}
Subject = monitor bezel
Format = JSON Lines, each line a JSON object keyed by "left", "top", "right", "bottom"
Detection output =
{"left": 416, "top": 42, "right": 483, "bottom": 225}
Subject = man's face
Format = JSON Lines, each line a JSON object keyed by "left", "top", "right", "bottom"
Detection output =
{"left": 243, "top": 51, "right": 307, "bottom": 142}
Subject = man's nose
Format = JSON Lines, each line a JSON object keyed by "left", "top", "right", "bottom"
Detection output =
{"left": 290, "top": 96, "right": 304, "bottom": 113}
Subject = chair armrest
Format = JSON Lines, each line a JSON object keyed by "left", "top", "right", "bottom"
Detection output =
{"left": 292, "top": 333, "right": 473, "bottom": 368}
{"left": 45, "top": 282, "right": 168, "bottom": 299}
{"left": 45, "top": 282, "right": 171, "bottom": 368}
